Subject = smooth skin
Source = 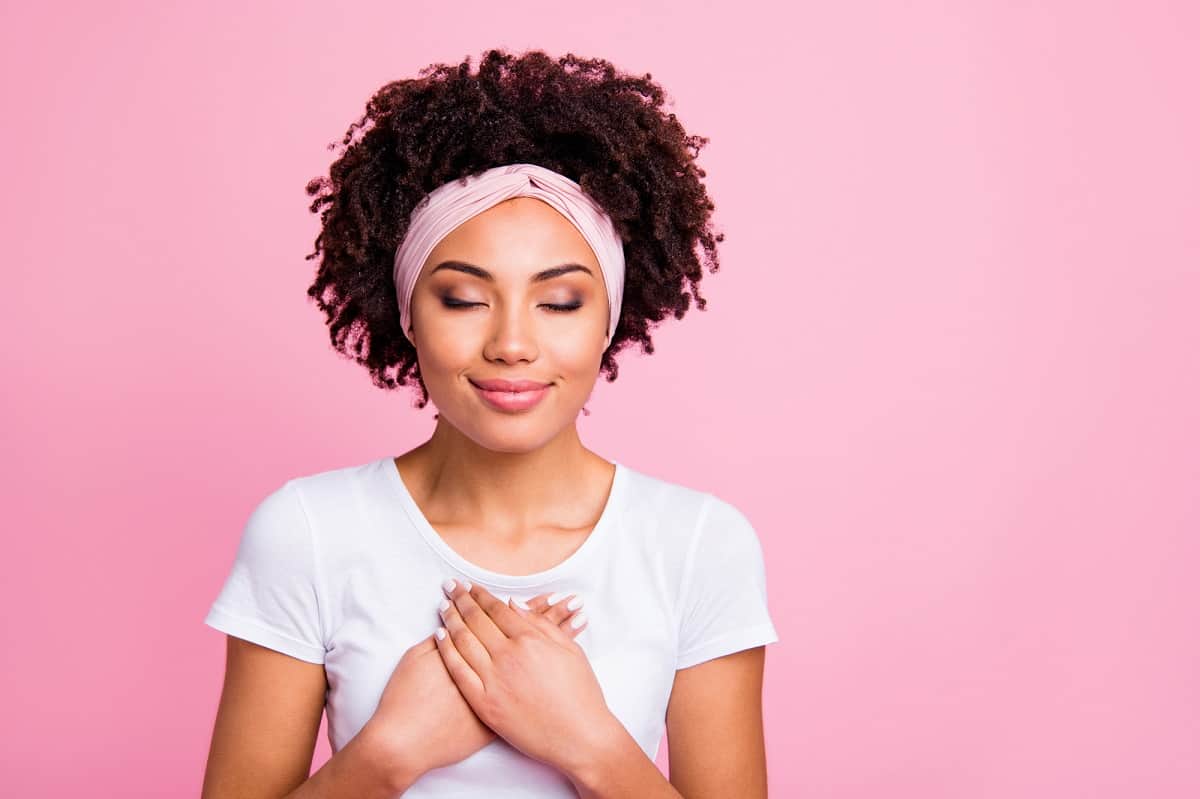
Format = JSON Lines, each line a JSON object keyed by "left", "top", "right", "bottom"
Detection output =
{"left": 200, "top": 593, "right": 585, "bottom": 798}
{"left": 430, "top": 579, "right": 770, "bottom": 798}
{"left": 431, "top": 579, "right": 619, "bottom": 780}
{"left": 361, "top": 591, "right": 590, "bottom": 781}
{"left": 203, "top": 196, "right": 770, "bottom": 797}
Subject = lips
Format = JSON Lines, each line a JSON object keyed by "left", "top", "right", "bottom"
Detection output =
{"left": 469, "top": 378, "right": 552, "bottom": 392}
{"left": 469, "top": 377, "right": 553, "bottom": 412}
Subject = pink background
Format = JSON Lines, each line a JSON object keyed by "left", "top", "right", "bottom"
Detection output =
{"left": 3, "top": 1, "right": 1197, "bottom": 795}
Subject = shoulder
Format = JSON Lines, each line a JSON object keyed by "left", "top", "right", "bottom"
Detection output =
{"left": 616, "top": 462, "right": 752, "bottom": 547}
{"left": 285, "top": 456, "right": 382, "bottom": 492}
{"left": 282, "top": 457, "right": 389, "bottom": 513}
{"left": 618, "top": 464, "right": 768, "bottom": 582}
{"left": 241, "top": 458, "right": 390, "bottom": 559}
{"left": 617, "top": 461, "right": 712, "bottom": 526}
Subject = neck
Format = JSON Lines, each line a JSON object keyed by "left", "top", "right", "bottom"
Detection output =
{"left": 397, "top": 416, "right": 611, "bottom": 532}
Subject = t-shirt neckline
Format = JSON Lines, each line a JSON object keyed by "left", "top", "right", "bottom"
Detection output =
{"left": 381, "top": 455, "right": 627, "bottom": 590}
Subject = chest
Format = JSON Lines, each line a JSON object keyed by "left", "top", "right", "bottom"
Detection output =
{"left": 319, "top": 542, "right": 680, "bottom": 765}
{"left": 435, "top": 524, "right": 594, "bottom": 576}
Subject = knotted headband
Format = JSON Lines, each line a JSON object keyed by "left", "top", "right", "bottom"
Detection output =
{"left": 392, "top": 163, "right": 626, "bottom": 346}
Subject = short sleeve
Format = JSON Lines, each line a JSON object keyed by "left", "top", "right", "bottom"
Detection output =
{"left": 675, "top": 496, "right": 780, "bottom": 670}
{"left": 203, "top": 480, "right": 327, "bottom": 664}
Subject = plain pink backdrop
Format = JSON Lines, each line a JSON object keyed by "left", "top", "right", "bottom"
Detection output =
{"left": 3, "top": 1, "right": 1197, "bottom": 796}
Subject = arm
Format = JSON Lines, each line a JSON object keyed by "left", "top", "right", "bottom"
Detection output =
{"left": 569, "top": 645, "right": 770, "bottom": 799}
{"left": 201, "top": 635, "right": 410, "bottom": 799}
{"left": 565, "top": 717, "right": 684, "bottom": 799}
{"left": 284, "top": 726, "right": 422, "bottom": 798}
{"left": 664, "top": 646, "right": 770, "bottom": 798}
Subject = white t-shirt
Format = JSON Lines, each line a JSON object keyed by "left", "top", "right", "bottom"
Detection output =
{"left": 204, "top": 456, "right": 779, "bottom": 797}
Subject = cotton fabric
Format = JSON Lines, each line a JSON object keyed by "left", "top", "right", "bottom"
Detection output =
{"left": 204, "top": 456, "right": 779, "bottom": 796}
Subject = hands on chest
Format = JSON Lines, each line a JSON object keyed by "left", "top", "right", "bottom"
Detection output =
{"left": 361, "top": 581, "right": 621, "bottom": 784}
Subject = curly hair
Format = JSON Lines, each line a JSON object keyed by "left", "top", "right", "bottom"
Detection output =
{"left": 303, "top": 48, "right": 724, "bottom": 409}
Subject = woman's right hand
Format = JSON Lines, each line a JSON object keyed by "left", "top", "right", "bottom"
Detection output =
{"left": 362, "top": 590, "right": 588, "bottom": 783}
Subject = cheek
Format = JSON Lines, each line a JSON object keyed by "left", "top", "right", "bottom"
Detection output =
{"left": 412, "top": 330, "right": 474, "bottom": 386}
{"left": 544, "top": 329, "right": 605, "bottom": 374}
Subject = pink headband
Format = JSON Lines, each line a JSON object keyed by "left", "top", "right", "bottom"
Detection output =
{"left": 392, "top": 163, "right": 625, "bottom": 346}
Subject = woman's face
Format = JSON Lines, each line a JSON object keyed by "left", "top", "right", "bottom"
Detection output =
{"left": 407, "top": 196, "right": 610, "bottom": 452}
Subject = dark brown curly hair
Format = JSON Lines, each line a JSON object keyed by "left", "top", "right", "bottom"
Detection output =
{"left": 303, "top": 48, "right": 724, "bottom": 409}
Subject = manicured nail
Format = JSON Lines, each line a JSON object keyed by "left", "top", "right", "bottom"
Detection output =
{"left": 547, "top": 591, "right": 568, "bottom": 606}
{"left": 512, "top": 598, "right": 530, "bottom": 610}
{"left": 435, "top": 626, "right": 446, "bottom": 640}
{"left": 566, "top": 596, "right": 584, "bottom": 611}
{"left": 442, "top": 579, "right": 457, "bottom": 594}
{"left": 570, "top": 612, "right": 588, "bottom": 629}
{"left": 439, "top": 598, "right": 451, "bottom": 613}
{"left": 462, "top": 580, "right": 473, "bottom": 591}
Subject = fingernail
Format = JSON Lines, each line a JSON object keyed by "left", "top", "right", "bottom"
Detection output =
{"left": 462, "top": 579, "right": 473, "bottom": 591}
{"left": 547, "top": 591, "right": 567, "bottom": 606}
{"left": 439, "top": 598, "right": 451, "bottom": 613}
{"left": 570, "top": 612, "right": 588, "bottom": 629}
{"left": 435, "top": 626, "right": 446, "bottom": 640}
{"left": 513, "top": 598, "right": 530, "bottom": 610}
{"left": 566, "top": 596, "right": 584, "bottom": 611}
{"left": 442, "top": 579, "right": 457, "bottom": 594}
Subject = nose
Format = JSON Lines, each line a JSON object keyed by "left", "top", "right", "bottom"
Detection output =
{"left": 482, "top": 300, "right": 539, "bottom": 364}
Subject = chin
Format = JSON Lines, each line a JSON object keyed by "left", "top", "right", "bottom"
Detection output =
{"left": 470, "top": 435, "right": 552, "bottom": 456}
{"left": 461, "top": 416, "right": 570, "bottom": 454}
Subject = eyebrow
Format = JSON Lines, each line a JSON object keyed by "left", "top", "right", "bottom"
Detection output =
{"left": 430, "top": 260, "right": 595, "bottom": 283}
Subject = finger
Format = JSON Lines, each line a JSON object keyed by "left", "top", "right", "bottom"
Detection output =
{"left": 507, "top": 595, "right": 587, "bottom": 637}
{"left": 466, "top": 583, "right": 529, "bottom": 639}
{"left": 561, "top": 610, "right": 588, "bottom": 636}
{"left": 522, "top": 590, "right": 587, "bottom": 638}
{"left": 541, "top": 592, "right": 584, "bottom": 626}
{"left": 513, "top": 599, "right": 554, "bottom": 632}
{"left": 442, "top": 579, "right": 509, "bottom": 652}
{"left": 523, "top": 590, "right": 564, "bottom": 609}
{"left": 433, "top": 625, "right": 485, "bottom": 704}
{"left": 508, "top": 596, "right": 534, "bottom": 619}
{"left": 519, "top": 599, "right": 584, "bottom": 645}
{"left": 524, "top": 592, "right": 554, "bottom": 611}
{"left": 438, "top": 594, "right": 493, "bottom": 676}
{"left": 526, "top": 590, "right": 576, "bottom": 612}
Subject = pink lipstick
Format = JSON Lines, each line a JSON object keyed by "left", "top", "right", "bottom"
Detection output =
{"left": 469, "top": 378, "right": 552, "bottom": 412}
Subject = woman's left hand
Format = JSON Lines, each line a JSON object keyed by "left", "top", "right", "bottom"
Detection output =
{"left": 433, "top": 579, "right": 622, "bottom": 776}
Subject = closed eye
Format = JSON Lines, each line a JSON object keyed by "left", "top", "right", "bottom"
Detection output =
{"left": 441, "top": 298, "right": 582, "bottom": 313}
{"left": 441, "top": 298, "right": 484, "bottom": 309}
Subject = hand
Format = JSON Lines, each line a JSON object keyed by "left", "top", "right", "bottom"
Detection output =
{"left": 434, "top": 580, "right": 620, "bottom": 778}
{"left": 362, "top": 590, "right": 589, "bottom": 783}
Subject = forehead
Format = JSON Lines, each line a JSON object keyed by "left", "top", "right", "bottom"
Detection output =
{"left": 424, "top": 196, "right": 600, "bottom": 276}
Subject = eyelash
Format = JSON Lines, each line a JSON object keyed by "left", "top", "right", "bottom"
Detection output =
{"left": 441, "top": 298, "right": 582, "bottom": 313}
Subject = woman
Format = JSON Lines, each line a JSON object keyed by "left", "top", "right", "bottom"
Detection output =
{"left": 202, "top": 48, "right": 779, "bottom": 798}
